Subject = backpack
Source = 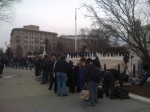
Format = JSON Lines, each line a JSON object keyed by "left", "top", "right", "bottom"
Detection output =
{"left": 114, "top": 87, "right": 130, "bottom": 99}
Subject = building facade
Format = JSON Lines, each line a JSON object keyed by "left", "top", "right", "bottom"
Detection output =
{"left": 10, "top": 25, "right": 58, "bottom": 57}
{"left": 57, "top": 35, "right": 75, "bottom": 52}
{"left": 57, "top": 35, "right": 90, "bottom": 52}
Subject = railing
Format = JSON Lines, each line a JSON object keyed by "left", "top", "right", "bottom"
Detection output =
{"left": 66, "top": 52, "right": 125, "bottom": 60}
{"left": 66, "top": 52, "right": 142, "bottom": 78}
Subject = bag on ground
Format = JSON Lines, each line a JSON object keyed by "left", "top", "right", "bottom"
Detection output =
{"left": 97, "top": 86, "right": 103, "bottom": 99}
{"left": 80, "top": 83, "right": 90, "bottom": 101}
{"left": 114, "top": 86, "right": 130, "bottom": 99}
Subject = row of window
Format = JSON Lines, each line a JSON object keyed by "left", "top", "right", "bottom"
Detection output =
{"left": 24, "top": 46, "right": 43, "bottom": 49}
{"left": 27, "top": 36, "right": 56, "bottom": 41}
{"left": 15, "top": 30, "right": 56, "bottom": 36}
{"left": 16, "top": 36, "right": 56, "bottom": 41}
{"left": 25, "top": 31, "right": 55, "bottom": 37}
{"left": 24, "top": 36, "right": 43, "bottom": 40}
{"left": 24, "top": 44, "right": 55, "bottom": 49}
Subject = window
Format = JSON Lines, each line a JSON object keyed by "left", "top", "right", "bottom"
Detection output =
{"left": 16, "top": 35, "right": 20, "bottom": 38}
{"left": 25, "top": 36, "right": 28, "bottom": 39}
{"left": 24, "top": 45, "right": 28, "bottom": 49}
{"left": 24, "top": 41, "right": 28, "bottom": 43}
{"left": 16, "top": 39, "right": 20, "bottom": 43}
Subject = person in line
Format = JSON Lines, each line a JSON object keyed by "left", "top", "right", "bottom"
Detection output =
{"left": 41, "top": 55, "right": 51, "bottom": 84}
{"left": 68, "top": 60, "right": 74, "bottom": 92}
{"left": 70, "top": 62, "right": 81, "bottom": 93}
{"left": 34, "top": 56, "right": 42, "bottom": 76}
{"left": 84, "top": 58, "right": 99, "bottom": 106}
{"left": 78, "top": 60, "right": 86, "bottom": 92}
{"left": 55, "top": 54, "right": 69, "bottom": 96}
{"left": 48, "top": 54, "right": 57, "bottom": 92}
{"left": 0, "top": 57, "right": 5, "bottom": 78}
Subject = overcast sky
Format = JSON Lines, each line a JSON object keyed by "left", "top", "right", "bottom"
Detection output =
{"left": 0, "top": 0, "right": 94, "bottom": 51}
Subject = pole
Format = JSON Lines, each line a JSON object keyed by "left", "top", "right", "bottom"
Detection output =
{"left": 75, "top": 8, "right": 77, "bottom": 52}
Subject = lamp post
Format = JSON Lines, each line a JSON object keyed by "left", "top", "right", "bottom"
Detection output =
{"left": 75, "top": 8, "right": 77, "bottom": 52}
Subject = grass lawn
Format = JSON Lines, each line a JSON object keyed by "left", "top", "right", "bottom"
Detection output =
{"left": 123, "top": 82, "right": 150, "bottom": 98}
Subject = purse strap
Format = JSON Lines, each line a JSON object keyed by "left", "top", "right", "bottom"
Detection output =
{"left": 82, "top": 83, "right": 88, "bottom": 90}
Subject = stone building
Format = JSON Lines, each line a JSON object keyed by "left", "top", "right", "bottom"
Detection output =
{"left": 57, "top": 35, "right": 75, "bottom": 52}
{"left": 10, "top": 25, "right": 57, "bottom": 57}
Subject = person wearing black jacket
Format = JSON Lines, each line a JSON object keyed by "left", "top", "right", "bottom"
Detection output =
{"left": 103, "top": 69, "right": 123, "bottom": 99}
{"left": 48, "top": 54, "right": 57, "bottom": 92}
{"left": 55, "top": 54, "right": 69, "bottom": 96}
{"left": 71, "top": 62, "right": 81, "bottom": 93}
{"left": 67, "top": 60, "right": 74, "bottom": 92}
{"left": 41, "top": 55, "right": 51, "bottom": 84}
{"left": 34, "top": 57, "right": 42, "bottom": 76}
{"left": 0, "top": 57, "right": 5, "bottom": 78}
{"left": 85, "top": 58, "right": 99, "bottom": 106}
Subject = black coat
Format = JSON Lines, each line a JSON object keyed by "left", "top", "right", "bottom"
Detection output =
{"left": 55, "top": 60, "right": 68, "bottom": 73}
{"left": 105, "top": 69, "right": 123, "bottom": 87}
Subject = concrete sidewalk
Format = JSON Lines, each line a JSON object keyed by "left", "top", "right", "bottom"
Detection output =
{"left": 0, "top": 67, "right": 150, "bottom": 112}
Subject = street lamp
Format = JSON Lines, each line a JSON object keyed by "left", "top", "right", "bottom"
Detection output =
{"left": 75, "top": 8, "right": 77, "bottom": 52}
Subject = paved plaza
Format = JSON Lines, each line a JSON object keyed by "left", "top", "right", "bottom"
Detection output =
{"left": 0, "top": 67, "right": 150, "bottom": 112}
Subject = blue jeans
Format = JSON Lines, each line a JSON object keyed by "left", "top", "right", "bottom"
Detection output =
{"left": 57, "top": 72, "right": 67, "bottom": 95}
{"left": 88, "top": 81, "right": 98, "bottom": 105}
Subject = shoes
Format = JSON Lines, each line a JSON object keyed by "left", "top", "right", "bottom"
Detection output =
{"left": 110, "top": 96, "right": 116, "bottom": 99}
{"left": 88, "top": 103, "right": 95, "bottom": 106}
{"left": 62, "top": 94, "right": 68, "bottom": 97}
{"left": 57, "top": 93, "right": 61, "bottom": 96}
{"left": 48, "top": 88, "right": 52, "bottom": 90}
{"left": 40, "top": 82, "right": 47, "bottom": 84}
{"left": 106, "top": 94, "right": 110, "bottom": 97}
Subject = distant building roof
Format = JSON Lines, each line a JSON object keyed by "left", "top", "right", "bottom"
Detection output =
{"left": 11, "top": 25, "right": 57, "bottom": 36}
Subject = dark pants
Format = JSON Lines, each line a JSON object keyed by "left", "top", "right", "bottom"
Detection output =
{"left": 49, "top": 76, "right": 54, "bottom": 89}
{"left": 54, "top": 77, "right": 57, "bottom": 93}
{"left": 69, "top": 75, "right": 79, "bottom": 93}
{"left": 41, "top": 71, "right": 48, "bottom": 84}
{"left": 103, "top": 71, "right": 115, "bottom": 98}
{"left": 0, "top": 67, "right": 4, "bottom": 74}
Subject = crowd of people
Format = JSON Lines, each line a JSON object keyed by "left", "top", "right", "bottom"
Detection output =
{"left": 33, "top": 53, "right": 124, "bottom": 106}
{"left": 1, "top": 52, "right": 149, "bottom": 106}
{"left": 4, "top": 57, "right": 34, "bottom": 70}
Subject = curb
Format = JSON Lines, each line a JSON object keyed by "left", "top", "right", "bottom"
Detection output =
{"left": 129, "top": 93, "right": 150, "bottom": 104}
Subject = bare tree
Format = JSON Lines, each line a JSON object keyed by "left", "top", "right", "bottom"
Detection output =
{"left": 83, "top": 0, "right": 150, "bottom": 63}
{"left": 6, "top": 46, "right": 13, "bottom": 58}
{"left": 0, "top": 0, "right": 21, "bottom": 23}
{"left": 56, "top": 41, "right": 64, "bottom": 53}
{"left": 79, "top": 26, "right": 115, "bottom": 52}
{"left": 0, "top": 47, "right": 4, "bottom": 57}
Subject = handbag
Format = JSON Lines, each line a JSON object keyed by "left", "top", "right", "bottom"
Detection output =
{"left": 80, "top": 83, "right": 90, "bottom": 101}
